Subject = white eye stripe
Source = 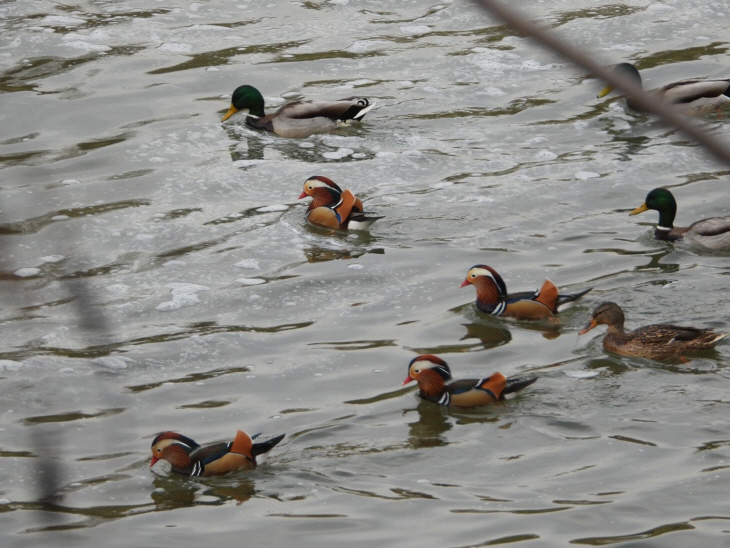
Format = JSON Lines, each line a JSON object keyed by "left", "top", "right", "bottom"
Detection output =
{"left": 469, "top": 268, "right": 495, "bottom": 281}
{"left": 305, "top": 179, "right": 330, "bottom": 189}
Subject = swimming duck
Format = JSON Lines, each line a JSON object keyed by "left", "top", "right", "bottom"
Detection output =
{"left": 221, "top": 85, "right": 375, "bottom": 138}
{"left": 402, "top": 354, "right": 537, "bottom": 408}
{"left": 298, "top": 175, "right": 382, "bottom": 230}
{"left": 630, "top": 187, "right": 730, "bottom": 250}
{"left": 150, "top": 430, "right": 285, "bottom": 477}
{"left": 460, "top": 265, "right": 592, "bottom": 320}
{"left": 597, "top": 62, "right": 730, "bottom": 116}
{"left": 579, "top": 301, "right": 729, "bottom": 361}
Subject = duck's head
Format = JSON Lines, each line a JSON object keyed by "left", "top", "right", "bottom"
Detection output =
{"left": 579, "top": 301, "right": 625, "bottom": 335}
{"left": 630, "top": 187, "right": 677, "bottom": 228}
{"left": 597, "top": 62, "right": 642, "bottom": 98}
{"left": 403, "top": 354, "right": 452, "bottom": 386}
{"left": 460, "top": 265, "right": 508, "bottom": 297}
{"left": 150, "top": 432, "right": 199, "bottom": 467}
{"left": 298, "top": 176, "right": 343, "bottom": 200}
{"left": 222, "top": 85, "right": 266, "bottom": 121}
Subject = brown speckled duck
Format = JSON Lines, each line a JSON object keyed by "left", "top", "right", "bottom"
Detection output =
{"left": 598, "top": 62, "right": 730, "bottom": 116}
{"left": 579, "top": 301, "right": 729, "bottom": 361}
{"left": 630, "top": 187, "right": 730, "bottom": 251}
{"left": 460, "top": 265, "right": 592, "bottom": 320}
{"left": 150, "top": 430, "right": 284, "bottom": 477}
{"left": 299, "top": 175, "right": 382, "bottom": 230}
{"left": 221, "top": 85, "right": 374, "bottom": 138}
{"left": 402, "top": 354, "right": 537, "bottom": 408}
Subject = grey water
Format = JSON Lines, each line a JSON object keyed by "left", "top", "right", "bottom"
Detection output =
{"left": 1, "top": 0, "right": 729, "bottom": 546}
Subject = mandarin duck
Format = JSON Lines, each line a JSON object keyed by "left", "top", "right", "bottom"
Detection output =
{"left": 402, "top": 354, "right": 536, "bottom": 408}
{"left": 299, "top": 175, "right": 382, "bottom": 230}
{"left": 630, "top": 187, "right": 730, "bottom": 250}
{"left": 460, "top": 265, "right": 592, "bottom": 320}
{"left": 579, "top": 301, "right": 729, "bottom": 361}
{"left": 150, "top": 430, "right": 285, "bottom": 477}
{"left": 597, "top": 62, "right": 730, "bottom": 116}
{"left": 221, "top": 84, "right": 375, "bottom": 138}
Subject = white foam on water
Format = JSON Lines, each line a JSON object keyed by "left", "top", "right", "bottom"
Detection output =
{"left": 0, "top": 360, "right": 23, "bottom": 371}
{"left": 234, "top": 259, "right": 260, "bottom": 269}
{"left": 14, "top": 268, "right": 40, "bottom": 277}
{"left": 156, "top": 283, "right": 210, "bottom": 311}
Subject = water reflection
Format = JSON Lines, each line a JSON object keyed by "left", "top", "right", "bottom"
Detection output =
{"left": 302, "top": 246, "right": 384, "bottom": 264}
{"left": 454, "top": 303, "right": 563, "bottom": 342}
{"left": 404, "top": 401, "right": 451, "bottom": 449}
{"left": 151, "top": 476, "right": 256, "bottom": 510}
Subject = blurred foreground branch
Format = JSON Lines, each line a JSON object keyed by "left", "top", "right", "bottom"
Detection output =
{"left": 472, "top": 0, "right": 730, "bottom": 168}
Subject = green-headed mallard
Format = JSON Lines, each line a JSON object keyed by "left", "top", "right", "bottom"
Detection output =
{"left": 579, "top": 301, "right": 728, "bottom": 361}
{"left": 630, "top": 187, "right": 730, "bottom": 250}
{"left": 402, "top": 354, "right": 537, "bottom": 408}
{"left": 221, "top": 85, "right": 375, "bottom": 138}
{"left": 598, "top": 62, "right": 730, "bottom": 116}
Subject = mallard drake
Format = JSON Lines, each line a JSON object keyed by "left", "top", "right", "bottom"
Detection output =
{"left": 150, "top": 430, "right": 284, "bottom": 477}
{"left": 579, "top": 301, "right": 728, "bottom": 361}
{"left": 402, "top": 354, "right": 537, "bottom": 408}
{"left": 597, "top": 62, "right": 730, "bottom": 116}
{"left": 630, "top": 187, "right": 730, "bottom": 250}
{"left": 460, "top": 265, "right": 592, "bottom": 320}
{"left": 298, "top": 175, "right": 382, "bottom": 230}
{"left": 221, "top": 85, "right": 375, "bottom": 138}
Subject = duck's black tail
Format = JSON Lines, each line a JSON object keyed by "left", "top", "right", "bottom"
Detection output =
{"left": 503, "top": 376, "right": 537, "bottom": 397}
{"left": 557, "top": 287, "right": 592, "bottom": 307}
{"left": 251, "top": 433, "right": 285, "bottom": 458}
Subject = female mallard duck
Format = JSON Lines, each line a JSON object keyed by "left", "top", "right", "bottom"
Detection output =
{"left": 150, "top": 430, "right": 285, "bottom": 477}
{"left": 579, "top": 301, "right": 728, "bottom": 361}
{"left": 299, "top": 175, "right": 382, "bottom": 230}
{"left": 402, "top": 354, "right": 536, "bottom": 408}
{"left": 597, "top": 62, "right": 730, "bottom": 116}
{"left": 460, "top": 264, "right": 592, "bottom": 320}
{"left": 630, "top": 187, "right": 730, "bottom": 250}
{"left": 221, "top": 85, "right": 375, "bottom": 138}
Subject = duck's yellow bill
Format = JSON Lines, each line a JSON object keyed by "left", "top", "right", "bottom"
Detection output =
{"left": 221, "top": 104, "right": 238, "bottom": 122}
{"left": 630, "top": 203, "right": 649, "bottom": 216}
{"left": 597, "top": 85, "right": 614, "bottom": 99}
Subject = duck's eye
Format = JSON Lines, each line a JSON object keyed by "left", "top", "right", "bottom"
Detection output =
{"left": 414, "top": 368, "right": 420, "bottom": 374}
{"left": 470, "top": 273, "right": 476, "bottom": 278}
{"left": 156, "top": 448, "right": 162, "bottom": 453}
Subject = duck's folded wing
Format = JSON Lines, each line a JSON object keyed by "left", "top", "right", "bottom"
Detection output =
{"left": 189, "top": 442, "right": 230, "bottom": 465}
{"left": 662, "top": 79, "right": 730, "bottom": 104}
{"left": 689, "top": 216, "right": 730, "bottom": 237}
{"left": 285, "top": 99, "right": 372, "bottom": 121}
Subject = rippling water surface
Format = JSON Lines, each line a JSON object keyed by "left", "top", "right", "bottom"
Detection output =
{"left": 1, "top": 0, "right": 730, "bottom": 546}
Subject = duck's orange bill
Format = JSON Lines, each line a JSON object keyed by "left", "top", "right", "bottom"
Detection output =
{"left": 298, "top": 191, "right": 308, "bottom": 199}
{"left": 402, "top": 375, "right": 414, "bottom": 386}
{"left": 459, "top": 279, "right": 470, "bottom": 288}
{"left": 578, "top": 320, "right": 598, "bottom": 335}
{"left": 150, "top": 456, "right": 159, "bottom": 467}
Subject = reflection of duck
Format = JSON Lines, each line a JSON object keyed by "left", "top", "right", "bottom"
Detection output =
{"left": 579, "top": 301, "right": 729, "bottom": 361}
{"left": 221, "top": 85, "right": 375, "bottom": 138}
{"left": 631, "top": 187, "right": 730, "bottom": 250}
{"left": 460, "top": 265, "right": 592, "bottom": 320}
{"left": 299, "top": 176, "right": 382, "bottom": 230}
{"left": 402, "top": 354, "right": 536, "bottom": 408}
{"left": 150, "top": 430, "right": 284, "bottom": 477}
{"left": 598, "top": 62, "right": 730, "bottom": 116}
